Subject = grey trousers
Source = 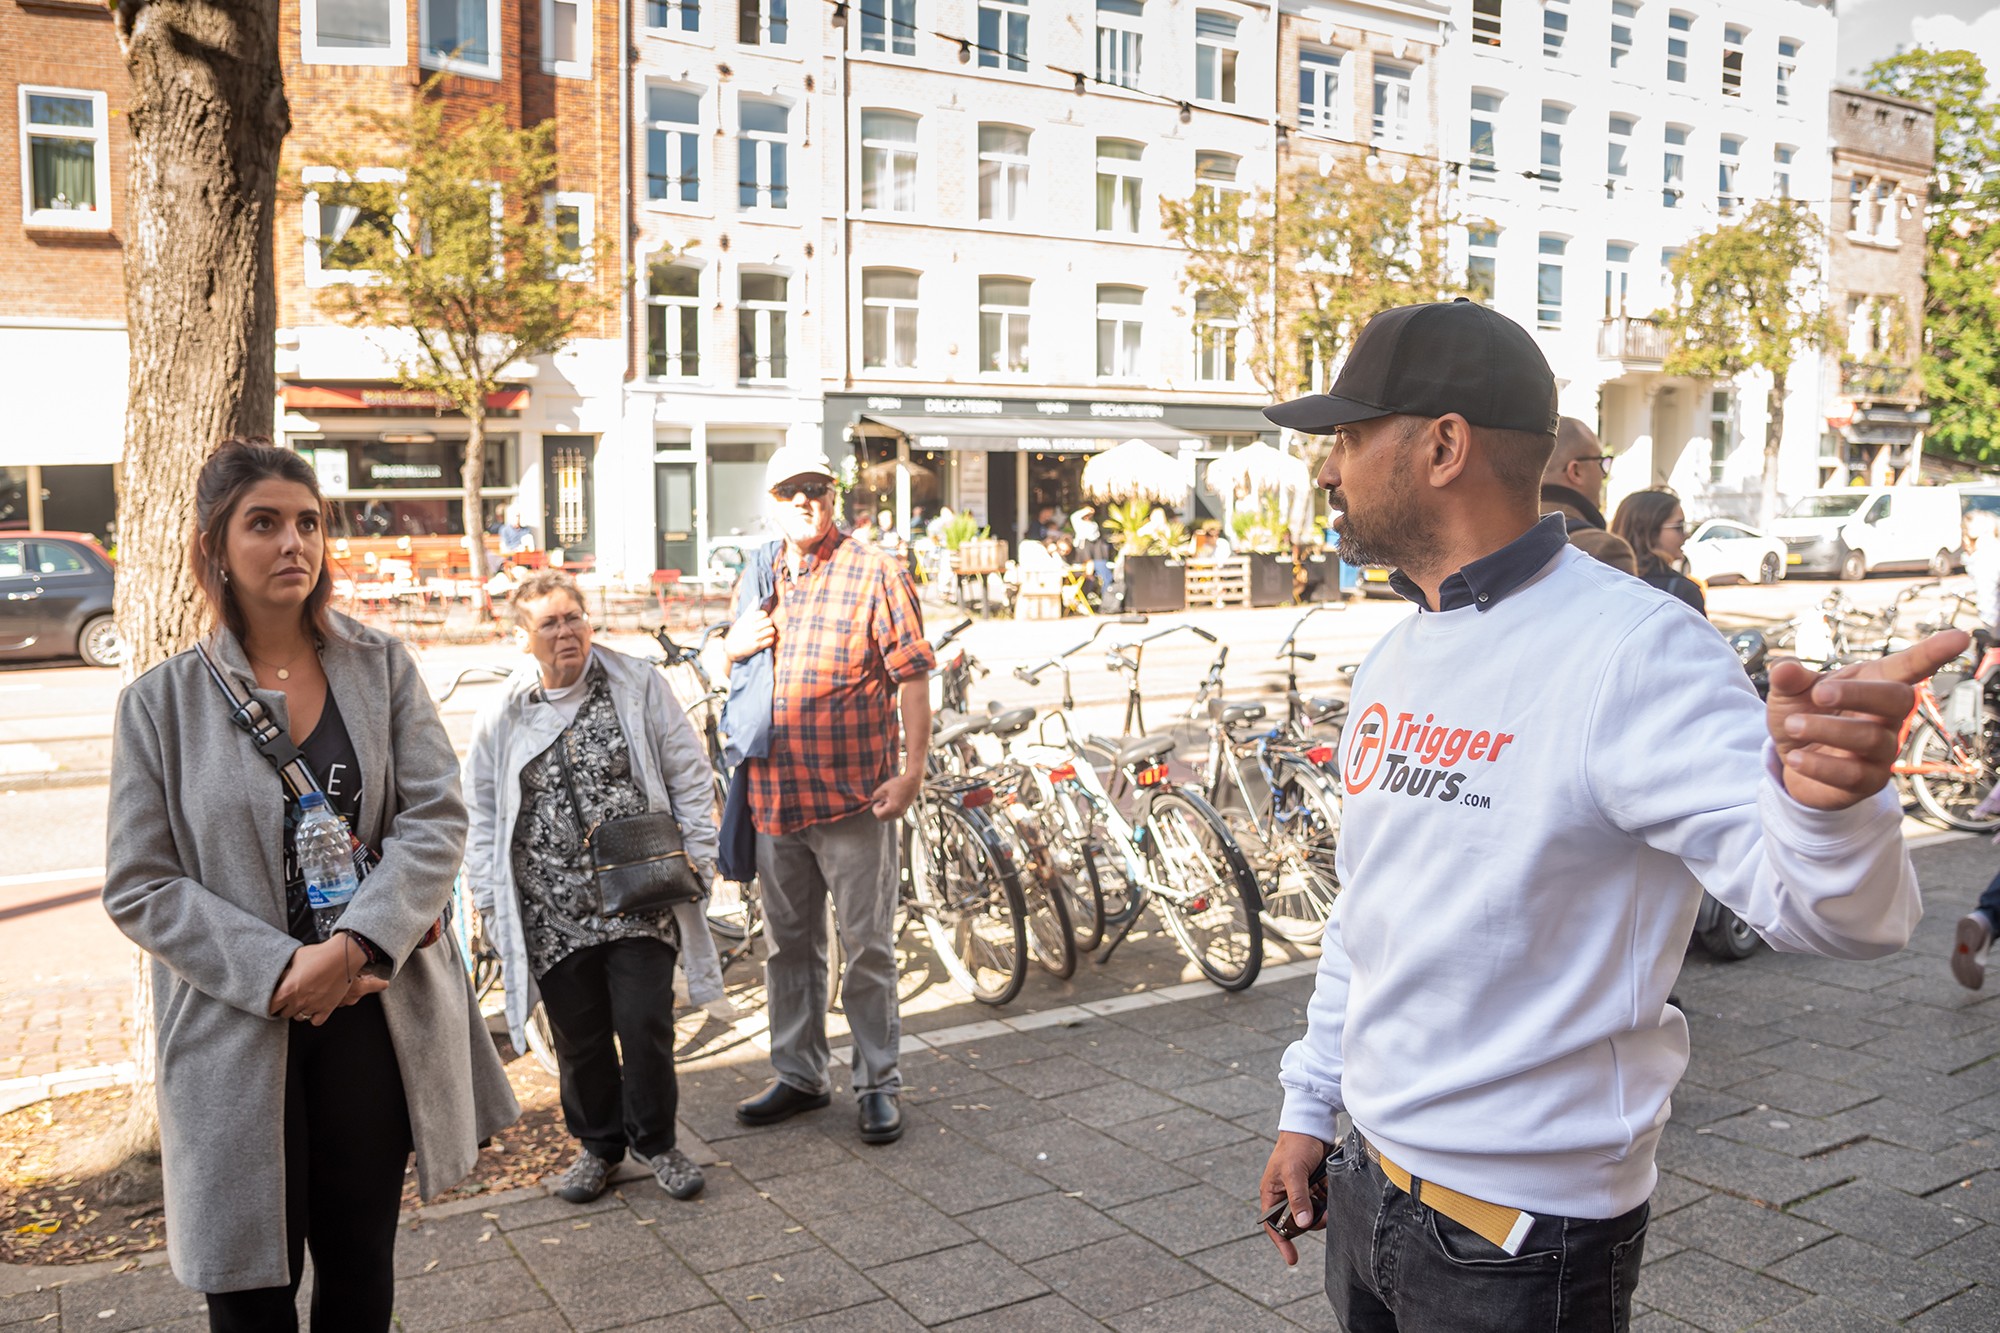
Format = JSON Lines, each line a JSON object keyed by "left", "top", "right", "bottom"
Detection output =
{"left": 756, "top": 808, "right": 903, "bottom": 1097}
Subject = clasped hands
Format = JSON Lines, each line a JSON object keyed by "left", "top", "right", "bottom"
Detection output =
{"left": 268, "top": 933, "right": 387, "bottom": 1025}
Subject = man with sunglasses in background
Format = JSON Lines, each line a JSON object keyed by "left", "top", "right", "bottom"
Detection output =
{"left": 724, "top": 444, "right": 934, "bottom": 1145}
{"left": 1539, "top": 417, "right": 1637, "bottom": 576}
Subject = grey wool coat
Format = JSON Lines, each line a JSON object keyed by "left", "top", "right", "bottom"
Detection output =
{"left": 103, "top": 613, "right": 519, "bottom": 1293}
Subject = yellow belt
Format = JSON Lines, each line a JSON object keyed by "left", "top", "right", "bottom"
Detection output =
{"left": 1362, "top": 1137, "right": 1537, "bottom": 1256}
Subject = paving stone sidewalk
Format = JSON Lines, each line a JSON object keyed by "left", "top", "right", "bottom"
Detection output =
{"left": 10, "top": 836, "right": 2000, "bottom": 1330}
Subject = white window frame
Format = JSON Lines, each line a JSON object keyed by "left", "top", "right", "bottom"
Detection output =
{"left": 861, "top": 269, "right": 920, "bottom": 371}
{"left": 1722, "top": 24, "right": 1746, "bottom": 97}
{"left": 1539, "top": 103, "right": 1568, "bottom": 191}
{"left": 301, "top": 0, "right": 407, "bottom": 66}
{"left": 740, "top": 0, "right": 789, "bottom": 47}
{"left": 1773, "top": 144, "right": 1794, "bottom": 199}
{"left": 1543, "top": 0, "right": 1568, "bottom": 61}
{"left": 1096, "top": 0, "right": 1145, "bottom": 90}
{"left": 646, "top": 256, "right": 704, "bottom": 380}
{"left": 1537, "top": 234, "right": 1566, "bottom": 328}
{"left": 1195, "top": 10, "right": 1240, "bottom": 106}
{"left": 1299, "top": 46, "right": 1347, "bottom": 138}
{"left": 978, "top": 0, "right": 1030, "bottom": 72}
{"left": 420, "top": 0, "right": 503, "bottom": 80}
{"left": 1662, "top": 125, "right": 1687, "bottom": 208}
{"left": 1610, "top": 2, "right": 1637, "bottom": 69}
{"left": 646, "top": 84, "right": 704, "bottom": 207}
{"left": 1873, "top": 178, "right": 1900, "bottom": 244}
{"left": 544, "top": 190, "right": 594, "bottom": 281}
{"left": 1371, "top": 61, "right": 1414, "bottom": 149}
{"left": 737, "top": 269, "right": 791, "bottom": 382}
{"left": 738, "top": 97, "right": 791, "bottom": 212}
{"left": 1472, "top": 0, "right": 1501, "bottom": 48}
{"left": 859, "top": 0, "right": 916, "bottom": 58}
{"left": 644, "top": 0, "right": 701, "bottom": 34}
{"left": 859, "top": 111, "right": 919, "bottom": 215}
{"left": 1096, "top": 285, "right": 1145, "bottom": 380}
{"left": 978, "top": 277, "right": 1032, "bottom": 376}
{"left": 1467, "top": 227, "right": 1499, "bottom": 304}
{"left": 1708, "top": 387, "right": 1735, "bottom": 483}
{"left": 1193, "top": 290, "right": 1239, "bottom": 384}
{"left": 541, "top": 0, "right": 590, "bottom": 78}
{"left": 977, "top": 124, "right": 1031, "bottom": 223}
{"left": 18, "top": 87, "right": 111, "bottom": 230}
{"left": 1777, "top": 38, "right": 1799, "bottom": 107}
{"left": 302, "top": 166, "right": 406, "bottom": 288}
{"left": 1096, "top": 139, "right": 1144, "bottom": 235}
{"left": 1848, "top": 176, "right": 1873, "bottom": 238}
{"left": 1666, "top": 11, "right": 1691, "bottom": 84}
{"left": 1717, "top": 134, "right": 1742, "bottom": 216}
{"left": 1194, "top": 151, "right": 1244, "bottom": 222}
{"left": 1607, "top": 114, "right": 1634, "bottom": 191}
{"left": 1605, "top": 241, "right": 1634, "bottom": 317}
{"left": 1468, "top": 91, "right": 1501, "bottom": 182}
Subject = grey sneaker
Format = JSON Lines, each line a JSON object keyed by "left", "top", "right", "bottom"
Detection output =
{"left": 1953, "top": 912, "right": 1993, "bottom": 991}
{"left": 553, "top": 1151, "right": 615, "bottom": 1204}
{"left": 645, "top": 1147, "right": 705, "bottom": 1200}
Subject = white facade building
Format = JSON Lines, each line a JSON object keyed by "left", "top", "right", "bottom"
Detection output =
{"left": 1436, "top": 0, "right": 1838, "bottom": 521}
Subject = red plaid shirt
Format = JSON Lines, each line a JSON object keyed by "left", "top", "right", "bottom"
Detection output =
{"left": 746, "top": 529, "right": 934, "bottom": 835}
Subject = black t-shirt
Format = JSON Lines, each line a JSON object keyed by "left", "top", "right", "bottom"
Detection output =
{"left": 280, "top": 690, "right": 364, "bottom": 944}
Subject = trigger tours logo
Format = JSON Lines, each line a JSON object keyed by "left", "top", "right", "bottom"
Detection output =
{"left": 1343, "top": 702, "right": 1505, "bottom": 809}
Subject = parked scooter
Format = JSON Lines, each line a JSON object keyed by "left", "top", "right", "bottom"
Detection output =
{"left": 1689, "top": 630, "right": 1775, "bottom": 961}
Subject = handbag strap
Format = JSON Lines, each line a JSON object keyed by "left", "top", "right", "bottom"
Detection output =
{"left": 192, "top": 636, "right": 320, "bottom": 803}
{"left": 551, "top": 724, "right": 600, "bottom": 846}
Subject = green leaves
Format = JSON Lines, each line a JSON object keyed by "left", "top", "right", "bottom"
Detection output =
{"left": 1657, "top": 201, "right": 1830, "bottom": 384}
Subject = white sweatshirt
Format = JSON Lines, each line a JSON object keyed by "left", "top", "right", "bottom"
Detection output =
{"left": 1278, "top": 545, "right": 1921, "bottom": 1220}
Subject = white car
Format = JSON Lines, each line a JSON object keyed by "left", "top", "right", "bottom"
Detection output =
{"left": 1684, "top": 518, "right": 1788, "bottom": 586}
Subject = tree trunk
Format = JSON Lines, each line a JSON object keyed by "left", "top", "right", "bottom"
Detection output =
{"left": 463, "top": 401, "right": 488, "bottom": 617}
{"left": 108, "top": 0, "right": 287, "bottom": 1168}
{"left": 1760, "top": 379, "right": 1786, "bottom": 527}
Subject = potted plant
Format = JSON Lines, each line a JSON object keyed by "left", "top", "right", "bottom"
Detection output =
{"left": 1232, "top": 496, "right": 1294, "bottom": 607}
{"left": 1106, "top": 500, "right": 1186, "bottom": 613}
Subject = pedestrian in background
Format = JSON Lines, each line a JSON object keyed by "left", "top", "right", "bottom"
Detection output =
{"left": 1258, "top": 301, "right": 1952, "bottom": 1332}
{"left": 464, "top": 570, "right": 719, "bottom": 1204}
{"left": 1613, "top": 488, "right": 1706, "bottom": 616}
{"left": 724, "top": 444, "right": 934, "bottom": 1145}
{"left": 104, "top": 439, "right": 515, "bottom": 1331}
{"left": 1539, "top": 417, "right": 1638, "bottom": 575}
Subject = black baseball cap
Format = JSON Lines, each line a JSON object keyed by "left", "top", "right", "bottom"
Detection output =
{"left": 1264, "top": 299, "right": 1559, "bottom": 437}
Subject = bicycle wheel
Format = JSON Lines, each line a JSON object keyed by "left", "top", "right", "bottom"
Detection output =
{"left": 1907, "top": 716, "right": 2000, "bottom": 832}
{"left": 1259, "top": 760, "right": 1343, "bottom": 946}
{"left": 908, "top": 797, "right": 1029, "bottom": 1005}
{"left": 1047, "top": 779, "right": 1122, "bottom": 951}
{"left": 523, "top": 1001, "right": 559, "bottom": 1075}
{"left": 1142, "top": 788, "right": 1264, "bottom": 991}
{"left": 999, "top": 801, "right": 1078, "bottom": 979}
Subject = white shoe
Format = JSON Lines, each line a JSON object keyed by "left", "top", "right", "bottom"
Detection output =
{"left": 1952, "top": 912, "right": 1993, "bottom": 991}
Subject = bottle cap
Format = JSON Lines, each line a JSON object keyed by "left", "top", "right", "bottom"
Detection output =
{"left": 299, "top": 791, "right": 327, "bottom": 809}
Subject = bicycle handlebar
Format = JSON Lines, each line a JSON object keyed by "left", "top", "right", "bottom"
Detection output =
{"left": 1277, "top": 603, "right": 1327, "bottom": 658}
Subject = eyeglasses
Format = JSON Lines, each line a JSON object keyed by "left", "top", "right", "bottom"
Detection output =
{"left": 531, "top": 613, "right": 589, "bottom": 640}
{"left": 1660, "top": 523, "right": 1686, "bottom": 533}
{"left": 1577, "top": 455, "right": 1614, "bottom": 471}
{"left": 773, "top": 479, "right": 833, "bottom": 502}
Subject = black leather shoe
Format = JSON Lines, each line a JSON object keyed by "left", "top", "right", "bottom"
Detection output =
{"left": 735, "top": 1080, "right": 831, "bottom": 1126}
{"left": 858, "top": 1091, "right": 903, "bottom": 1145}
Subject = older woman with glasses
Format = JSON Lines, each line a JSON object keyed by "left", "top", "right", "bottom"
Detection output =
{"left": 464, "top": 571, "right": 719, "bottom": 1205}
{"left": 1612, "top": 489, "right": 1706, "bottom": 616}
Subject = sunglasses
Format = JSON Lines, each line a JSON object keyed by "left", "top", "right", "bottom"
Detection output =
{"left": 773, "top": 479, "right": 833, "bottom": 502}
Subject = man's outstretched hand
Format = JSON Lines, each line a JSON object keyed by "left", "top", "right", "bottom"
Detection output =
{"left": 1767, "top": 629, "right": 1969, "bottom": 810}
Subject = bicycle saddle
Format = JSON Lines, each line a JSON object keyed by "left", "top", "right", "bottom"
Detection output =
{"left": 1221, "top": 702, "right": 1267, "bottom": 726}
{"left": 1305, "top": 696, "right": 1346, "bottom": 723}
{"left": 986, "top": 706, "right": 1036, "bottom": 738}
{"left": 933, "top": 711, "right": 984, "bottom": 747}
{"left": 1116, "top": 734, "right": 1177, "bottom": 768}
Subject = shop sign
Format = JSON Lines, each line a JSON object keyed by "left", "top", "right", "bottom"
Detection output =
{"left": 307, "top": 448, "right": 350, "bottom": 492}
{"left": 282, "top": 383, "right": 531, "bottom": 412}
{"left": 958, "top": 451, "right": 989, "bottom": 523}
{"left": 859, "top": 394, "right": 1170, "bottom": 421}
{"left": 369, "top": 463, "right": 445, "bottom": 481}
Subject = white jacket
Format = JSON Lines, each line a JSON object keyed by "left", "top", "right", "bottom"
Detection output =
{"left": 464, "top": 645, "right": 726, "bottom": 1050}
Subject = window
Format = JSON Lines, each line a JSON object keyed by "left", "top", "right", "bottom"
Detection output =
{"left": 1372, "top": 61, "right": 1413, "bottom": 147}
{"left": 1873, "top": 178, "right": 1899, "bottom": 242}
{"left": 1722, "top": 24, "right": 1746, "bottom": 96}
{"left": 977, "top": 125, "right": 1030, "bottom": 222}
{"left": 860, "top": 112, "right": 918, "bottom": 213}
{"left": 1096, "top": 139, "right": 1144, "bottom": 234}
{"left": 1096, "top": 285, "right": 1144, "bottom": 378}
{"left": 302, "top": 0, "right": 405, "bottom": 64}
{"left": 421, "top": 0, "right": 500, "bottom": 77}
{"left": 1472, "top": 0, "right": 1501, "bottom": 47}
{"left": 1660, "top": 246, "right": 1682, "bottom": 303}
{"left": 1097, "top": 0, "right": 1145, "bottom": 89}
{"left": 979, "top": 0, "right": 1028, "bottom": 72}
{"left": 737, "top": 271, "right": 789, "bottom": 381}
{"left": 1717, "top": 135, "right": 1742, "bottom": 215}
{"left": 860, "top": 0, "right": 915, "bottom": 57}
{"left": 979, "top": 277, "right": 1031, "bottom": 374}
{"left": 1604, "top": 242, "right": 1633, "bottom": 316}
{"left": 1773, "top": 145, "right": 1794, "bottom": 199}
{"left": 1467, "top": 227, "right": 1499, "bottom": 304}
{"left": 1607, "top": 114, "right": 1634, "bottom": 191}
{"left": 1777, "top": 39, "right": 1799, "bottom": 106}
{"left": 1539, "top": 104, "right": 1567, "bottom": 190}
{"left": 19, "top": 89, "right": 109, "bottom": 228}
{"left": 647, "top": 86, "right": 701, "bottom": 204}
{"left": 1470, "top": 92, "right": 1501, "bottom": 182}
{"left": 647, "top": 258, "right": 701, "bottom": 378}
{"left": 543, "top": 0, "right": 588, "bottom": 76}
{"left": 739, "top": 0, "right": 787, "bottom": 46}
{"left": 1537, "top": 235, "right": 1565, "bottom": 327}
{"left": 1543, "top": 0, "right": 1568, "bottom": 60}
{"left": 1662, "top": 125, "right": 1686, "bottom": 208}
{"left": 1300, "top": 47, "right": 1345, "bottom": 135}
{"left": 1848, "top": 175, "right": 1872, "bottom": 235}
{"left": 1610, "top": 2, "right": 1636, "bottom": 69}
{"left": 545, "top": 191, "right": 593, "bottom": 280}
{"left": 1708, "top": 388, "right": 1733, "bottom": 483}
{"left": 1667, "top": 12, "right": 1691, "bottom": 84}
{"left": 645, "top": 0, "right": 699, "bottom": 34}
{"left": 1193, "top": 291, "right": 1238, "bottom": 383}
{"left": 303, "top": 167, "right": 402, "bottom": 287}
{"left": 862, "top": 270, "right": 919, "bottom": 371}
{"left": 738, "top": 99, "right": 789, "bottom": 210}
{"left": 1194, "top": 151, "right": 1243, "bottom": 218}
{"left": 1196, "top": 11, "right": 1239, "bottom": 104}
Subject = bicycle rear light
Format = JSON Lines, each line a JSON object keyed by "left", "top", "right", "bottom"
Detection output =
{"left": 1135, "top": 762, "right": 1169, "bottom": 787}
{"left": 1048, "top": 763, "right": 1077, "bottom": 784}
{"left": 1305, "top": 745, "right": 1334, "bottom": 766}
{"left": 959, "top": 785, "right": 995, "bottom": 810}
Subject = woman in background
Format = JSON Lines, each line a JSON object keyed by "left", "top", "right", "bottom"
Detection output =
{"left": 1612, "top": 489, "right": 1706, "bottom": 616}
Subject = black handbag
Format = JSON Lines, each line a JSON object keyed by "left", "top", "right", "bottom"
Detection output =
{"left": 554, "top": 732, "right": 703, "bottom": 916}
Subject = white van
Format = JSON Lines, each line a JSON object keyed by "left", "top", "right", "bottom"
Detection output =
{"left": 1767, "top": 487, "right": 1964, "bottom": 580}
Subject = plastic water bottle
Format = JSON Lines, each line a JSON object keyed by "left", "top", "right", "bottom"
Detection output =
{"left": 297, "top": 791, "right": 360, "bottom": 939}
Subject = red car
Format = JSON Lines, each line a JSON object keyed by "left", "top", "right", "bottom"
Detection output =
{"left": 0, "top": 531, "right": 124, "bottom": 668}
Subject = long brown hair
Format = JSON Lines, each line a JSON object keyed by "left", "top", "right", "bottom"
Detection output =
{"left": 1610, "top": 489, "right": 1684, "bottom": 581}
{"left": 187, "top": 438, "right": 336, "bottom": 642}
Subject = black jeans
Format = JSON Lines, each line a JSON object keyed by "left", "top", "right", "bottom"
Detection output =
{"left": 537, "top": 935, "right": 681, "bottom": 1161}
{"left": 206, "top": 995, "right": 412, "bottom": 1333}
{"left": 1322, "top": 1130, "right": 1650, "bottom": 1333}
{"left": 1975, "top": 865, "right": 2000, "bottom": 924}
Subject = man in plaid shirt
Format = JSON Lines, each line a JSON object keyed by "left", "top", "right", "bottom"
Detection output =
{"left": 725, "top": 444, "right": 934, "bottom": 1145}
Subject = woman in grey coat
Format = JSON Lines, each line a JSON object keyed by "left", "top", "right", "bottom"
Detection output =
{"left": 104, "top": 440, "right": 517, "bottom": 1330}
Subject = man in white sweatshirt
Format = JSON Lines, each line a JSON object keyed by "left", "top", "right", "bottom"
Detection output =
{"left": 1257, "top": 300, "right": 1963, "bottom": 1332}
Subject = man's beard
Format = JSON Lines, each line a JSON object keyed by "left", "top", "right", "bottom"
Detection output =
{"left": 1328, "top": 476, "right": 1437, "bottom": 573}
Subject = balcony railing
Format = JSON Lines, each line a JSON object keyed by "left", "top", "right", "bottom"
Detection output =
{"left": 1840, "top": 361, "right": 1919, "bottom": 401}
{"left": 1598, "top": 316, "right": 1670, "bottom": 365}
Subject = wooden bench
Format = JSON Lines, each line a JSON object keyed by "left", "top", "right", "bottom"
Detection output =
{"left": 1183, "top": 556, "right": 1251, "bottom": 609}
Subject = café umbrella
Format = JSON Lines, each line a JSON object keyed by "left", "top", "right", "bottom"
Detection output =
{"left": 1081, "top": 438, "right": 1187, "bottom": 506}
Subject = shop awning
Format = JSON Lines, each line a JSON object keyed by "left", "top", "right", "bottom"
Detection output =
{"left": 282, "top": 383, "right": 531, "bottom": 412}
{"left": 859, "top": 413, "right": 1203, "bottom": 453}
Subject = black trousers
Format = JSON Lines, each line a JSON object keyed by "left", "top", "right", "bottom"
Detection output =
{"left": 206, "top": 994, "right": 412, "bottom": 1333}
{"left": 537, "top": 935, "right": 681, "bottom": 1161}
